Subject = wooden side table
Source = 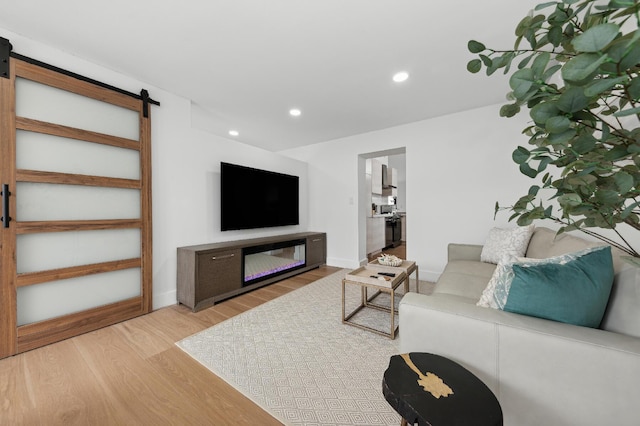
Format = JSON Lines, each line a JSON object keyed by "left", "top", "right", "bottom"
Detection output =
{"left": 369, "top": 259, "right": 419, "bottom": 293}
{"left": 342, "top": 265, "right": 407, "bottom": 339}
{"left": 383, "top": 353, "right": 503, "bottom": 426}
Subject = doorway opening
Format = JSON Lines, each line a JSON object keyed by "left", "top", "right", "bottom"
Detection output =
{"left": 357, "top": 147, "right": 407, "bottom": 265}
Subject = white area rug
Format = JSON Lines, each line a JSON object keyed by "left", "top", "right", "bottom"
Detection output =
{"left": 177, "top": 270, "right": 410, "bottom": 425}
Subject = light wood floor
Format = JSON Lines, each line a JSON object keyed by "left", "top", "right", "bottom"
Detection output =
{"left": 0, "top": 265, "right": 342, "bottom": 425}
{"left": 368, "top": 241, "right": 406, "bottom": 262}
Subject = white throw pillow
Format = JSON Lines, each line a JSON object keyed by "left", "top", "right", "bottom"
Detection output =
{"left": 480, "top": 225, "right": 535, "bottom": 264}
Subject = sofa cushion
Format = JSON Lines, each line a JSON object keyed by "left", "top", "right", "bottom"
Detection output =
{"left": 480, "top": 225, "right": 534, "bottom": 264}
{"left": 434, "top": 260, "right": 496, "bottom": 301}
{"left": 600, "top": 265, "right": 640, "bottom": 337}
{"left": 503, "top": 246, "right": 614, "bottom": 328}
{"left": 526, "top": 227, "right": 601, "bottom": 259}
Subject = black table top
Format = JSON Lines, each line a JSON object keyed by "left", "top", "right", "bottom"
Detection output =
{"left": 383, "top": 353, "right": 503, "bottom": 426}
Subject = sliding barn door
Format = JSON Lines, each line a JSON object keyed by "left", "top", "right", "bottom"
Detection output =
{"left": 0, "top": 53, "right": 153, "bottom": 358}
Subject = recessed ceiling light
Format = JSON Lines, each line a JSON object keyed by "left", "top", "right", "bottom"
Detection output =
{"left": 392, "top": 71, "right": 409, "bottom": 83}
{"left": 289, "top": 108, "right": 302, "bottom": 117}
{"left": 228, "top": 130, "right": 239, "bottom": 137}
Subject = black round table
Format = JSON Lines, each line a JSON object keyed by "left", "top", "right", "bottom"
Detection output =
{"left": 382, "top": 353, "right": 503, "bottom": 426}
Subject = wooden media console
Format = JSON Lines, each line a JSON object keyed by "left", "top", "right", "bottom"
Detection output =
{"left": 177, "top": 232, "right": 326, "bottom": 311}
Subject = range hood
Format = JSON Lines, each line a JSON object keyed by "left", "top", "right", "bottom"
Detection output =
{"left": 381, "top": 164, "right": 396, "bottom": 188}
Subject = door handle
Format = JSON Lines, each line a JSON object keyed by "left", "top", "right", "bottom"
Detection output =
{"left": 1, "top": 184, "right": 11, "bottom": 228}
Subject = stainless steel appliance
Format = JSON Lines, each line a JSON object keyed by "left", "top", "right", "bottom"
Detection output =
{"left": 385, "top": 214, "right": 401, "bottom": 248}
{"left": 380, "top": 204, "right": 394, "bottom": 214}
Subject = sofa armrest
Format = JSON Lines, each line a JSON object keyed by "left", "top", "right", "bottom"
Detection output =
{"left": 399, "top": 292, "right": 640, "bottom": 425}
{"left": 447, "top": 243, "right": 483, "bottom": 262}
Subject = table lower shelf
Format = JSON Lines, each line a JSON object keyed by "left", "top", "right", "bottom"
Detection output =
{"left": 341, "top": 266, "right": 407, "bottom": 339}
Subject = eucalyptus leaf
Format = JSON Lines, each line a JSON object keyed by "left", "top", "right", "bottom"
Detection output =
{"left": 530, "top": 102, "right": 561, "bottom": 126}
{"left": 572, "top": 23, "right": 620, "bottom": 52}
{"left": 520, "top": 162, "right": 539, "bottom": 178}
{"left": 518, "top": 53, "right": 535, "bottom": 69}
{"left": 531, "top": 52, "right": 551, "bottom": 78}
{"left": 500, "top": 103, "right": 521, "bottom": 117}
{"left": 546, "top": 116, "right": 571, "bottom": 133}
{"left": 614, "top": 171, "right": 634, "bottom": 194}
{"left": 558, "top": 193, "right": 583, "bottom": 207}
{"left": 544, "top": 205, "right": 554, "bottom": 218}
{"left": 604, "top": 145, "right": 629, "bottom": 161}
{"left": 528, "top": 185, "right": 541, "bottom": 196}
{"left": 468, "top": 40, "right": 486, "bottom": 53}
{"left": 535, "top": 1, "right": 558, "bottom": 9}
{"left": 610, "top": 0, "right": 636, "bottom": 8}
{"left": 538, "top": 156, "right": 554, "bottom": 172}
{"left": 512, "top": 146, "right": 531, "bottom": 164}
{"left": 515, "top": 16, "right": 532, "bottom": 38}
{"left": 584, "top": 76, "right": 628, "bottom": 97}
{"left": 595, "top": 189, "right": 622, "bottom": 204}
{"left": 480, "top": 54, "right": 493, "bottom": 67}
{"left": 614, "top": 106, "right": 640, "bottom": 117}
{"left": 549, "top": 25, "right": 564, "bottom": 47}
{"left": 620, "top": 44, "right": 640, "bottom": 70}
{"left": 467, "top": 59, "right": 482, "bottom": 73}
{"left": 571, "top": 134, "right": 597, "bottom": 154}
{"left": 561, "top": 53, "right": 609, "bottom": 84}
{"left": 621, "top": 201, "right": 640, "bottom": 219}
{"left": 541, "top": 64, "right": 563, "bottom": 82}
{"left": 628, "top": 78, "right": 640, "bottom": 99}
{"left": 548, "top": 128, "right": 577, "bottom": 145}
{"left": 510, "top": 68, "right": 536, "bottom": 99}
{"left": 556, "top": 86, "right": 589, "bottom": 112}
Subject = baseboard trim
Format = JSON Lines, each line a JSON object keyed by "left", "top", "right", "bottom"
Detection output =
{"left": 153, "top": 289, "right": 177, "bottom": 310}
{"left": 326, "top": 257, "right": 360, "bottom": 269}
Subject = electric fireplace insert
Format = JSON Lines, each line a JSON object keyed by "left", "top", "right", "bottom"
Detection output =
{"left": 242, "top": 238, "right": 306, "bottom": 286}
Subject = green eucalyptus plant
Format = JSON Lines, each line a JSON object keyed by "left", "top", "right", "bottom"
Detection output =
{"left": 468, "top": 0, "right": 640, "bottom": 258}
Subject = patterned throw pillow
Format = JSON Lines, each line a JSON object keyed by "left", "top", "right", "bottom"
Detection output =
{"left": 477, "top": 254, "right": 546, "bottom": 309}
{"left": 477, "top": 254, "right": 515, "bottom": 308}
{"left": 480, "top": 225, "right": 535, "bottom": 264}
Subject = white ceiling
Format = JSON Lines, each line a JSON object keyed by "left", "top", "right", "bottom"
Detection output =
{"left": 0, "top": 0, "right": 537, "bottom": 152}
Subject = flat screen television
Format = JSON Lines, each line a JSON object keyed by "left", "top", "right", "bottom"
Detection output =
{"left": 220, "top": 162, "right": 299, "bottom": 231}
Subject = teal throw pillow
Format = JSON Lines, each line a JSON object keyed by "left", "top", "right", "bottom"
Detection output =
{"left": 503, "top": 246, "right": 614, "bottom": 328}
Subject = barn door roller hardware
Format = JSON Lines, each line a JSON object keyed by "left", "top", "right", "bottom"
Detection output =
{"left": 0, "top": 37, "right": 12, "bottom": 79}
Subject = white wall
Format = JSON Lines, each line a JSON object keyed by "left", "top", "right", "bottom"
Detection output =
{"left": 3, "top": 29, "right": 309, "bottom": 309}
{"left": 153, "top": 102, "right": 310, "bottom": 308}
{"left": 283, "top": 104, "right": 640, "bottom": 280}
{"left": 282, "top": 105, "right": 536, "bottom": 280}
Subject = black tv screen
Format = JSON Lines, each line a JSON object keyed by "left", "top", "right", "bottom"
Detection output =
{"left": 220, "top": 162, "right": 300, "bottom": 231}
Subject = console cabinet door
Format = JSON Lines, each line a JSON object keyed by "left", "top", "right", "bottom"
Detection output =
{"left": 306, "top": 234, "right": 326, "bottom": 267}
{"left": 197, "top": 249, "right": 242, "bottom": 301}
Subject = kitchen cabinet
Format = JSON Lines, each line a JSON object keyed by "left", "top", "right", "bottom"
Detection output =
{"left": 401, "top": 215, "right": 406, "bottom": 241}
{"left": 366, "top": 217, "right": 386, "bottom": 255}
{"left": 371, "top": 159, "right": 383, "bottom": 195}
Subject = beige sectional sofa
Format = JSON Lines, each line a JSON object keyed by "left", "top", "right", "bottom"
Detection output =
{"left": 398, "top": 227, "right": 640, "bottom": 426}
